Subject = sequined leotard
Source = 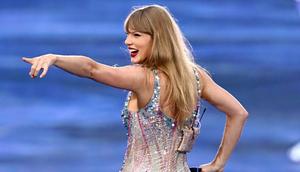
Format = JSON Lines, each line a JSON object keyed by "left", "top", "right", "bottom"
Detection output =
{"left": 120, "top": 68, "right": 202, "bottom": 172}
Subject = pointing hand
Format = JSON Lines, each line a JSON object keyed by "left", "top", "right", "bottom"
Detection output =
{"left": 22, "top": 54, "right": 57, "bottom": 78}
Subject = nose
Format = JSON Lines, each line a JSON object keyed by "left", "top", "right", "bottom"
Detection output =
{"left": 124, "top": 35, "right": 132, "bottom": 46}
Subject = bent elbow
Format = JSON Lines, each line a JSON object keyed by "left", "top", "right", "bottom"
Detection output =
{"left": 239, "top": 110, "right": 249, "bottom": 120}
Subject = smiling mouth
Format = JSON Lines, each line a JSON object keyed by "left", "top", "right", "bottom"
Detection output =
{"left": 129, "top": 49, "right": 139, "bottom": 57}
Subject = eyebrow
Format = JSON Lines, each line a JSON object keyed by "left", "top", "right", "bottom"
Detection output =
{"left": 126, "top": 30, "right": 139, "bottom": 33}
{"left": 125, "top": 31, "right": 142, "bottom": 34}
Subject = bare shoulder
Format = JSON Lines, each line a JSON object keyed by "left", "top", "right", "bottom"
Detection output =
{"left": 91, "top": 63, "right": 149, "bottom": 91}
{"left": 196, "top": 66, "right": 248, "bottom": 116}
{"left": 117, "top": 64, "right": 149, "bottom": 90}
{"left": 124, "top": 64, "right": 154, "bottom": 92}
{"left": 196, "top": 66, "right": 228, "bottom": 102}
{"left": 118, "top": 64, "right": 147, "bottom": 79}
{"left": 196, "top": 66, "right": 214, "bottom": 95}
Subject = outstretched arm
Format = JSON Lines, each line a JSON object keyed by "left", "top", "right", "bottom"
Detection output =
{"left": 198, "top": 68, "right": 249, "bottom": 172}
{"left": 22, "top": 54, "right": 146, "bottom": 91}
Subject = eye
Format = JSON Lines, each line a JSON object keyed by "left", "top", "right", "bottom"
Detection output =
{"left": 133, "top": 33, "right": 141, "bottom": 37}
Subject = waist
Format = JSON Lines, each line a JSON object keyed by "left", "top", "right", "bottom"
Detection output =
{"left": 121, "top": 150, "right": 189, "bottom": 172}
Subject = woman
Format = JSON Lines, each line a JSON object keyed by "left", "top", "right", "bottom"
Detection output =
{"left": 22, "top": 4, "right": 248, "bottom": 172}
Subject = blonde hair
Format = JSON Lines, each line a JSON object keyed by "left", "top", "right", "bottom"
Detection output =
{"left": 124, "top": 4, "right": 205, "bottom": 127}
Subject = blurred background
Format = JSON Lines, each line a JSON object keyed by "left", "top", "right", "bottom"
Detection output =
{"left": 1, "top": 0, "right": 300, "bottom": 171}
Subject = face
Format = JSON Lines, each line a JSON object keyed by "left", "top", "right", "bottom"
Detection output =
{"left": 125, "top": 29, "right": 153, "bottom": 64}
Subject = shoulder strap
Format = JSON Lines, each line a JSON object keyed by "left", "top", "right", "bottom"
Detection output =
{"left": 191, "top": 67, "right": 206, "bottom": 127}
{"left": 124, "top": 91, "right": 132, "bottom": 110}
{"left": 192, "top": 67, "right": 201, "bottom": 99}
{"left": 152, "top": 68, "right": 161, "bottom": 110}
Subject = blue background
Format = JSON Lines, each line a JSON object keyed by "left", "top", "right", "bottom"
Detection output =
{"left": 1, "top": 0, "right": 300, "bottom": 171}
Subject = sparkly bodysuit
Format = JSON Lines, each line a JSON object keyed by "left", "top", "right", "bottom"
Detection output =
{"left": 120, "top": 68, "right": 202, "bottom": 172}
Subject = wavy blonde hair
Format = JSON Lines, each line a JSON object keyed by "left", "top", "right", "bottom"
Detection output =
{"left": 124, "top": 4, "right": 204, "bottom": 127}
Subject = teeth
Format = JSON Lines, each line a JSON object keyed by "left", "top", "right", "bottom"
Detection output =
{"left": 129, "top": 48, "right": 138, "bottom": 53}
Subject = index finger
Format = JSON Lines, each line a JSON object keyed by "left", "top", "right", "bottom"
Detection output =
{"left": 22, "top": 57, "right": 34, "bottom": 64}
